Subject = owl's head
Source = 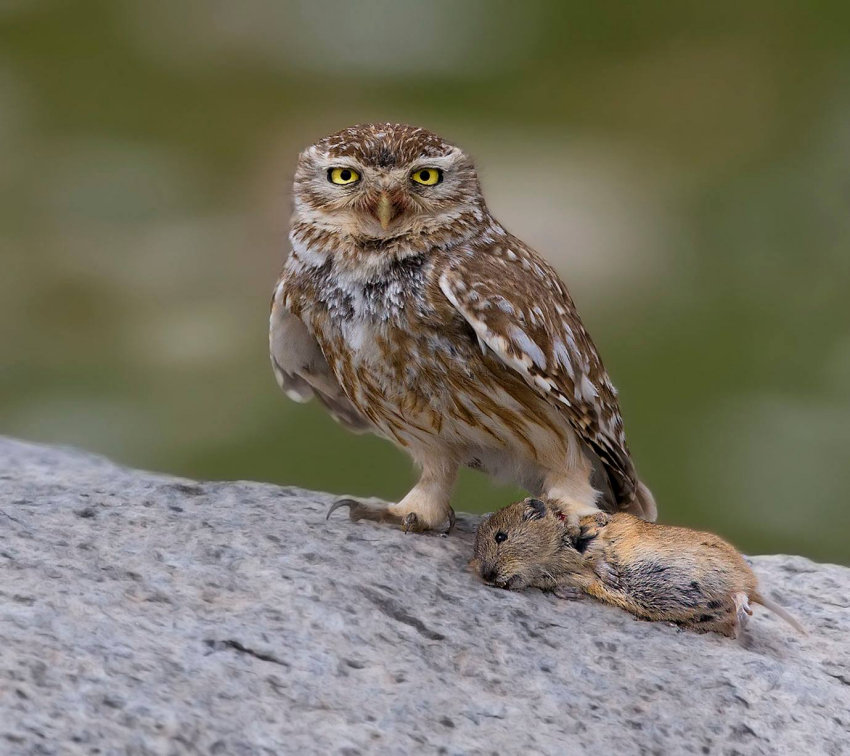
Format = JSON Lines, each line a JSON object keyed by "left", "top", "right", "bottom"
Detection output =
{"left": 292, "top": 123, "right": 485, "bottom": 250}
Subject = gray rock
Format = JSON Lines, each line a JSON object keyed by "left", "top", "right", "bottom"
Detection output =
{"left": 0, "top": 436, "right": 848, "bottom": 755}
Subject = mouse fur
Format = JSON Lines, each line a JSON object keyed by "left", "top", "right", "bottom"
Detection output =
{"left": 472, "top": 498, "right": 805, "bottom": 639}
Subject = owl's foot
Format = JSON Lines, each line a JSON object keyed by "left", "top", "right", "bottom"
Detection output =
{"left": 326, "top": 497, "right": 455, "bottom": 535}
{"left": 401, "top": 509, "right": 456, "bottom": 535}
{"left": 557, "top": 508, "right": 609, "bottom": 542}
{"left": 576, "top": 511, "right": 611, "bottom": 541}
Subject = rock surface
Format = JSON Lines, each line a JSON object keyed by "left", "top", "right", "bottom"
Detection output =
{"left": 1, "top": 436, "right": 848, "bottom": 755}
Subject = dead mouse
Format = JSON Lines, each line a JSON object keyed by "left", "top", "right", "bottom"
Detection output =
{"left": 472, "top": 498, "right": 805, "bottom": 639}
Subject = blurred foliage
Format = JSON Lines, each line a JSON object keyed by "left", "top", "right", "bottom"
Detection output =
{"left": 1, "top": 0, "right": 848, "bottom": 563}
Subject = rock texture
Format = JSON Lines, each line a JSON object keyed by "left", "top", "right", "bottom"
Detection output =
{"left": 1, "top": 437, "right": 848, "bottom": 755}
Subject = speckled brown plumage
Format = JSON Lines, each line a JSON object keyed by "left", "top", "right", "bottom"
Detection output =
{"left": 270, "top": 123, "right": 656, "bottom": 532}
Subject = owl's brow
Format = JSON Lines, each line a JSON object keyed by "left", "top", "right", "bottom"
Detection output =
{"left": 407, "top": 153, "right": 461, "bottom": 171}
{"left": 320, "top": 157, "right": 364, "bottom": 169}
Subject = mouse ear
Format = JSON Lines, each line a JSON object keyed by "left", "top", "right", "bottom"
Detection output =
{"left": 476, "top": 513, "right": 493, "bottom": 531}
{"left": 522, "top": 498, "right": 547, "bottom": 521}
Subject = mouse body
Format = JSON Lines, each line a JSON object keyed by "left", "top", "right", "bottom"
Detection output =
{"left": 473, "top": 498, "right": 805, "bottom": 638}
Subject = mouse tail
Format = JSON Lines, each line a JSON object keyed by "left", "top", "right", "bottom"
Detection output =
{"left": 753, "top": 592, "right": 807, "bottom": 635}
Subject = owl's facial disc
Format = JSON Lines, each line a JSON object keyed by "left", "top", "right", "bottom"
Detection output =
{"left": 293, "top": 124, "right": 484, "bottom": 246}
{"left": 311, "top": 161, "right": 456, "bottom": 239}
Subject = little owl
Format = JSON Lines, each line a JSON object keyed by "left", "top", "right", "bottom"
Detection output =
{"left": 270, "top": 123, "right": 656, "bottom": 534}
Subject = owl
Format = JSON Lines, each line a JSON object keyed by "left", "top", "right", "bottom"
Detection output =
{"left": 270, "top": 123, "right": 656, "bottom": 534}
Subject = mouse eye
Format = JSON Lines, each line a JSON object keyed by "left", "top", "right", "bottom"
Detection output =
{"left": 494, "top": 531, "right": 508, "bottom": 544}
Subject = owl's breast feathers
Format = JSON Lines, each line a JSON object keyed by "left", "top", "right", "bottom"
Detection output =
{"left": 276, "top": 251, "right": 467, "bottom": 447}
{"left": 276, "top": 231, "right": 640, "bottom": 509}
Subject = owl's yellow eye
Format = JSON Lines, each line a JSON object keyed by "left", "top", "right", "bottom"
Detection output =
{"left": 328, "top": 167, "right": 360, "bottom": 185}
{"left": 410, "top": 168, "right": 443, "bottom": 186}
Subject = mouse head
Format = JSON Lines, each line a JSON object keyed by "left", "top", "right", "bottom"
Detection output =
{"left": 471, "top": 498, "right": 580, "bottom": 591}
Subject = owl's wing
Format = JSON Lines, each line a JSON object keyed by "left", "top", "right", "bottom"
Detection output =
{"left": 437, "top": 240, "right": 643, "bottom": 513}
{"left": 270, "top": 278, "right": 371, "bottom": 433}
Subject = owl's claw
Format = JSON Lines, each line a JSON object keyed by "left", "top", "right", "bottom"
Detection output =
{"left": 401, "top": 512, "right": 422, "bottom": 533}
{"left": 326, "top": 497, "right": 399, "bottom": 524}
{"left": 578, "top": 511, "right": 611, "bottom": 538}
{"left": 403, "top": 508, "right": 456, "bottom": 535}
{"left": 445, "top": 508, "right": 457, "bottom": 535}
{"left": 561, "top": 510, "right": 611, "bottom": 544}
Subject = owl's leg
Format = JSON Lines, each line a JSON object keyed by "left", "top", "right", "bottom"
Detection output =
{"left": 543, "top": 465, "right": 608, "bottom": 540}
{"left": 392, "top": 459, "right": 457, "bottom": 533}
{"left": 327, "top": 456, "right": 458, "bottom": 534}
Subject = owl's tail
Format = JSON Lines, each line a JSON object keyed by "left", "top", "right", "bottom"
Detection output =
{"left": 624, "top": 480, "right": 658, "bottom": 522}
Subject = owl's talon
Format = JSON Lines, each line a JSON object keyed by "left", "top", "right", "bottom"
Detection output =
{"left": 326, "top": 496, "right": 397, "bottom": 524}
{"left": 578, "top": 511, "right": 611, "bottom": 539}
{"left": 445, "top": 508, "right": 456, "bottom": 535}
{"left": 563, "top": 514, "right": 583, "bottom": 542}
{"left": 326, "top": 498, "right": 355, "bottom": 520}
{"left": 559, "top": 510, "right": 612, "bottom": 544}
{"left": 401, "top": 512, "right": 421, "bottom": 533}
{"left": 402, "top": 510, "right": 454, "bottom": 534}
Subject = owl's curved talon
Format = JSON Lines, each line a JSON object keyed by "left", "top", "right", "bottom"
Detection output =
{"left": 404, "top": 508, "right": 456, "bottom": 535}
{"left": 563, "top": 514, "right": 583, "bottom": 542}
{"left": 559, "top": 510, "right": 611, "bottom": 543}
{"left": 326, "top": 498, "right": 354, "bottom": 520}
{"left": 326, "top": 496, "right": 397, "bottom": 524}
{"left": 401, "top": 512, "right": 421, "bottom": 533}
{"left": 577, "top": 511, "right": 611, "bottom": 539}
{"left": 401, "top": 510, "right": 454, "bottom": 534}
{"left": 445, "top": 508, "right": 456, "bottom": 535}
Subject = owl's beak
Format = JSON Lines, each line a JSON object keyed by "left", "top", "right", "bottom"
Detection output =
{"left": 375, "top": 192, "right": 398, "bottom": 230}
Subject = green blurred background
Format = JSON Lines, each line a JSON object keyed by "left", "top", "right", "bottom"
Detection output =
{"left": 1, "top": 1, "right": 848, "bottom": 563}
